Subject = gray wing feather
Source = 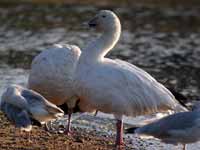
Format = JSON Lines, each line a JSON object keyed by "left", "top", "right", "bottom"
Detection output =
{"left": 22, "top": 89, "right": 58, "bottom": 107}
{"left": 1, "top": 85, "right": 63, "bottom": 124}
{"left": 21, "top": 89, "right": 46, "bottom": 105}
{"left": 15, "top": 111, "right": 32, "bottom": 129}
{"left": 1, "top": 89, "right": 28, "bottom": 110}
{"left": 1, "top": 102, "right": 32, "bottom": 129}
{"left": 21, "top": 88, "right": 63, "bottom": 115}
{"left": 136, "top": 111, "right": 199, "bottom": 138}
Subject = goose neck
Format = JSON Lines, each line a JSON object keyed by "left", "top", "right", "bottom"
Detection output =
{"left": 81, "top": 24, "right": 121, "bottom": 63}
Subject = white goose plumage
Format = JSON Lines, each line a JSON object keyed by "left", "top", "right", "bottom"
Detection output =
{"left": 28, "top": 44, "right": 81, "bottom": 134}
{"left": 74, "top": 10, "right": 187, "bottom": 147}
{"left": 28, "top": 44, "right": 80, "bottom": 106}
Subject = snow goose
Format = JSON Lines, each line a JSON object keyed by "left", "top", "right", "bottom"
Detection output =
{"left": 0, "top": 84, "right": 64, "bottom": 132}
{"left": 125, "top": 102, "right": 200, "bottom": 150}
{"left": 28, "top": 44, "right": 81, "bottom": 134}
{"left": 74, "top": 10, "right": 187, "bottom": 148}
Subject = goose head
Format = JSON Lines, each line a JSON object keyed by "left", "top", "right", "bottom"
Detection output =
{"left": 88, "top": 10, "right": 121, "bottom": 32}
{"left": 83, "top": 10, "right": 121, "bottom": 59}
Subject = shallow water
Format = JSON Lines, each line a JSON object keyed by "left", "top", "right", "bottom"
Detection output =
{"left": 1, "top": 3, "right": 200, "bottom": 149}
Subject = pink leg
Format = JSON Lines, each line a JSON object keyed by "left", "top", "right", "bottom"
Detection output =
{"left": 116, "top": 119, "right": 124, "bottom": 147}
{"left": 64, "top": 108, "right": 73, "bottom": 135}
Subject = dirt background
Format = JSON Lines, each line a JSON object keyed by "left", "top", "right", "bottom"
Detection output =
{"left": 0, "top": 111, "right": 125, "bottom": 150}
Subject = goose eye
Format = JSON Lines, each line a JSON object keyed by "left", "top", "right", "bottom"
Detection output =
{"left": 102, "top": 15, "right": 106, "bottom": 18}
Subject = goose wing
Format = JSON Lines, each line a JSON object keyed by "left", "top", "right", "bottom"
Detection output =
{"left": 109, "top": 59, "right": 186, "bottom": 115}
{"left": 28, "top": 44, "right": 81, "bottom": 105}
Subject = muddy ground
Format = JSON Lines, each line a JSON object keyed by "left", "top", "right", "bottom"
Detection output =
{"left": 0, "top": 111, "right": 126, "bottom": 150}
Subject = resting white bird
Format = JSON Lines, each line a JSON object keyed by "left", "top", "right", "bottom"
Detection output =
{"left": 28, "top": 44, "right": 81, "bottom": 134}
{"left": 0, "top": 84, "right": 64, "bottom": 132}
{"left": 74, "top": 10, "right": 187, "bottom": 148}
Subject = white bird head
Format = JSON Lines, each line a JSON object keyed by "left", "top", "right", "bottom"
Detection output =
{"left": 88, "top": 10, "right": 121, "bottom": 32}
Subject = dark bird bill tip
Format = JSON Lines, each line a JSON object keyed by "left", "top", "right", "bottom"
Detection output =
{"left": 124, "top": 127, "right": 139, "bottom": 134}
{"left": 88, "top": 23, "right": 97, "bottom": 28}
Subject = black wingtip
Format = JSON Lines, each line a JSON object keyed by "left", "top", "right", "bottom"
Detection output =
{"left": 169, "top": 88, "right": 187, "bottom": 101}
{"left": 125, "top": 127, "right": 139, "bottom": 134}
{"left": 31, "top": 118, "right": 42, "bottom": 127}
{"left": 58, "top": 100, "right": 81, "bottom": 115}
{"left": 168, "top": 88, "right": 188, "bottom": 108}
